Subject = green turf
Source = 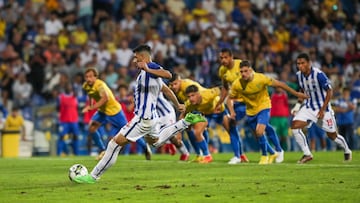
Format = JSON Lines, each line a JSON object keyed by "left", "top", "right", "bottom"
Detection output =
{"left": 0, "top": 151, "right": 359, "bottom": 203}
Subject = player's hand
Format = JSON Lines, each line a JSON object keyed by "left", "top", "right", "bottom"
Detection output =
{"left": 229, "top": 112, "right": 236, "bottom": 120}
{"left": 317, "top": 109, "right": 325, "bottom": 119}
{"left": 214, "top": 104, "right": 222, "bottom": 113}
{"left": 296, "top": 92, "right": 309, "bottom": 100}
{"left": 136, "top": 62, "right": 149, "bottom": 71}
{"left": 82, "top": 106, "right": 90, "bottom": 113}
{"left": 177, "top": 104, "right": 186, "bottom": 113}
{"left": 291, "top": 103, "right": 301, "bottom": 115}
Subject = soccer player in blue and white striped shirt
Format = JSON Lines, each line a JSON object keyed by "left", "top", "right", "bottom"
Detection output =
{"left": 74, "top": 44, "right": 206, "bottom": 184}
{"left": 291, "top": 53, "right": 352, "bottom": 164}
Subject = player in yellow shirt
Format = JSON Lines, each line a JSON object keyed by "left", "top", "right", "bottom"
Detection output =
{"left": 226, "top": 60, "right": 308, "bottom": 164}
{"left": 217, "top": 48, "right": 285, "bottom": 163}
{"left": 216, "top": 48, "right": 249, "bottom": 163}
{"left": 169, "top": 73, "right": 214, "bottom": 162}
{"left": 82, "top": 67, "right": 151, "bottom": 160}
{"left": 184, "top": 85, "right": 248, "bottom": 164}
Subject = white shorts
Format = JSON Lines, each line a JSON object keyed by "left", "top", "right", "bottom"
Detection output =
{"left": 157, "top": 111, "right": 176, "bottom": 128}
{"left": 293, "top": 106, "right": 337, "bottom": 133}
{"left": 118, "top": 115, "right": 160, "bottom": 142}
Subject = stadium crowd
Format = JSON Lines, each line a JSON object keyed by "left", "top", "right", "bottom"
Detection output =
{"left": 0, "top": 0, "right": 360, "bottom": 155}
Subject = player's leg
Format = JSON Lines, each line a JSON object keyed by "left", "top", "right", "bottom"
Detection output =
{"left": 233, "top": 102, "right": 249, "bottom": 162}
{"left": 74, "top": 116, "right": 145, "bottom": 183}
{"left": 291, "top": 108, "right": 313, "bottom": 163}
{"left": 88, "top": 112, "right": 106, "bottom": 157}
{"left": 57, "top": 122, "right": 69, "bottom": 156}
{"left": 152, "top": 112, "right": 206, "bottom": 148}
{"left": 265, "top": 124, "right": 283, "bottom": 153}
{"left": 170, "top": 134, "right": 190, "bottom": 161}
{"left": 186, "top": 129, "right": 201, "bottom": 156}
{"left": 248, "top": 109, "right": 277, "bottom": 164}
{"left": 222, "top": 113, "right": 244, "bottom": 164}
{"left": 70, "top": 122, "right": 81, "bottom": 155}
{"left": 321, "top": 112, "right": 352, "bottom": 161}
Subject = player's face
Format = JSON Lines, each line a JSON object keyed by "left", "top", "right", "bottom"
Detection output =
{"left": 296, "top": 58, "right": 311, "bottom": 75}
{"left": 219, "top": 52, "right": 232, "bottom": 67}
{"left": 187, "top": 92, "right": 200, "bottom": 105}
{"left": 84, "top": 71, "right": 96, "bottom": 86}
{"left": 169, "top": 80, "right": 181, "bottom": 93}
{"left": 133, "top": 53, "right": 145, "bottom": 66}
{"left": 240, "top": 66, "right": 252, "bottom": 81}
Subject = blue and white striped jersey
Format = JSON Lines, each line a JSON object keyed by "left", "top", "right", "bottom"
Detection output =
{"left": 296, "top": 67, "right": 332, "bottom": 111}
{"left": 157, "top": 92, "right": 175, "bottom": 118}
{"left": 134, "top": 62, "right": 163, "bottom": 119}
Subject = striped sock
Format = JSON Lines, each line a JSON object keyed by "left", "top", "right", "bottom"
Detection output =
{"left": 292, "top": 129, "right": 312, "bottom": 156}
{"left": 91, "top": 140, "right": 122, "bottom": 179}
{"left": 334, "top": 134, "right": 351, "bottom": 154}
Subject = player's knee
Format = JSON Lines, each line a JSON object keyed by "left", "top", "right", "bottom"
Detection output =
{"left": 113, "top": 135, "right": 128, "bottom": 146}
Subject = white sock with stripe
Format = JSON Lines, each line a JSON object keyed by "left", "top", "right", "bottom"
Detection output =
{"left": 334, "top": 134, "right": 351, "bottom": 153}
{"left": 91, "top": 139, "right": 122, "bottom": 179}
{"left": 292, "top": 129, "right": 312, "bottom": 156}
{"left": 155, "top": 120, "right": 189, "bottom": 146}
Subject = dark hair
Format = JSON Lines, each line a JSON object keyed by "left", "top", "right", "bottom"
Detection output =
{"left": 169, "top": 72, "right": 180, "bottom": 83}
{"left": 185, "top": 85, "right": 199, "bottom": 94}
{"left": 118, "top": 84, "right": 129, "bottom": 90}
{"left": 343, "top": 87, "right": 350, "bottom": 92}
{"left": 133, "top": 44, "right": 152, "bottom": 54}
{"left": 220, "top": 48, "right": 233, "bottom": 56}
{"left": 297, "top": 53, "right": 310, "bottom": 62}
{"left": 240, "top": 60, "right": 252, "bottom": 68}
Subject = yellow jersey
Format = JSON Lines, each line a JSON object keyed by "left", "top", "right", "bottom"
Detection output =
{"left": 218, "top": 59, "right": 242, "bottom": 85}
{"left": 176, "top": 79, "right": 205, "bottom": 103}
{"left": 185, "top": 88, "right": 225, "bottom": 115}
{"left": 83, "top": 79, "right": 121, "bottom": 116}
{"left": 219, "top": 59, "right": 243, "bottom": 102}
{"left": 229, "top": 72, "right": 273, "bottom": 116}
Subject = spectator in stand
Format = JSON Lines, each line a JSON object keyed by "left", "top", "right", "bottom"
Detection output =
{"left": 4, "top": 106, "right": 26, "bottom": 141}
{"left": 12, "top": 72, "right": 32, "bottom": 118}
{"left": 44, "top": 12, "right": 64, "bottom": 36}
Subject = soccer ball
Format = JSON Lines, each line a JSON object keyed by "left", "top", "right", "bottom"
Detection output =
{"left": 68, "top": 164, "right": 88, "bottom": 181}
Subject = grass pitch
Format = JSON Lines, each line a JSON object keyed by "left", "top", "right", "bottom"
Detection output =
{"left": 0, "top": 151, "right": 359, "bottom": 203}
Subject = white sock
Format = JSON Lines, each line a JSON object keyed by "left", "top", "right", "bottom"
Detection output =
{"left": 177, "top": 141, "right": 189, "bottom": 155}
{"left": 156, "top": 120, "right": 188, "bottom": 146}
{"left": 91, "top": 140, "right": 122, "bottom": 179}
{"left": 292, "top": 129, "right": 312, "bottom": 156}
{"left": 334, "top": 134, "right": 351, "bottom": 153}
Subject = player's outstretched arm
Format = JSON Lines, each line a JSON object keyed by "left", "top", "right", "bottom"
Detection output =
{"left": 272, "top": 80, "right": 309, "bottom": 100}
{"left": 161, "top": 84, "right": 185, "bottom": 112}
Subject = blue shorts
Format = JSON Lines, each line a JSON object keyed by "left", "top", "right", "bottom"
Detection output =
{"left": 234, "top": 102, "right": 246, "bottom": 121}
{"left": 59, "top": 122, "right": 80, "bottom": 137}
{"left": 205, "top": 111, "right": 227, "bottom": 125}
{"left": 92, "top": 110, "right": 128, "bottom": 136}
{"left": 246, "top": 109, "right": 271, "bottom": 131}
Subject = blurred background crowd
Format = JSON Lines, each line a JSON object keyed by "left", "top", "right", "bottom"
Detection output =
{"left": 0, "top": 0, "right": 359, "bottom": 156}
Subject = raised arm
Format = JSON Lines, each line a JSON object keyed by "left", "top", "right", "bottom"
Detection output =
{"left": 272, "top": 79, "right": 308, "bottom": 100}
